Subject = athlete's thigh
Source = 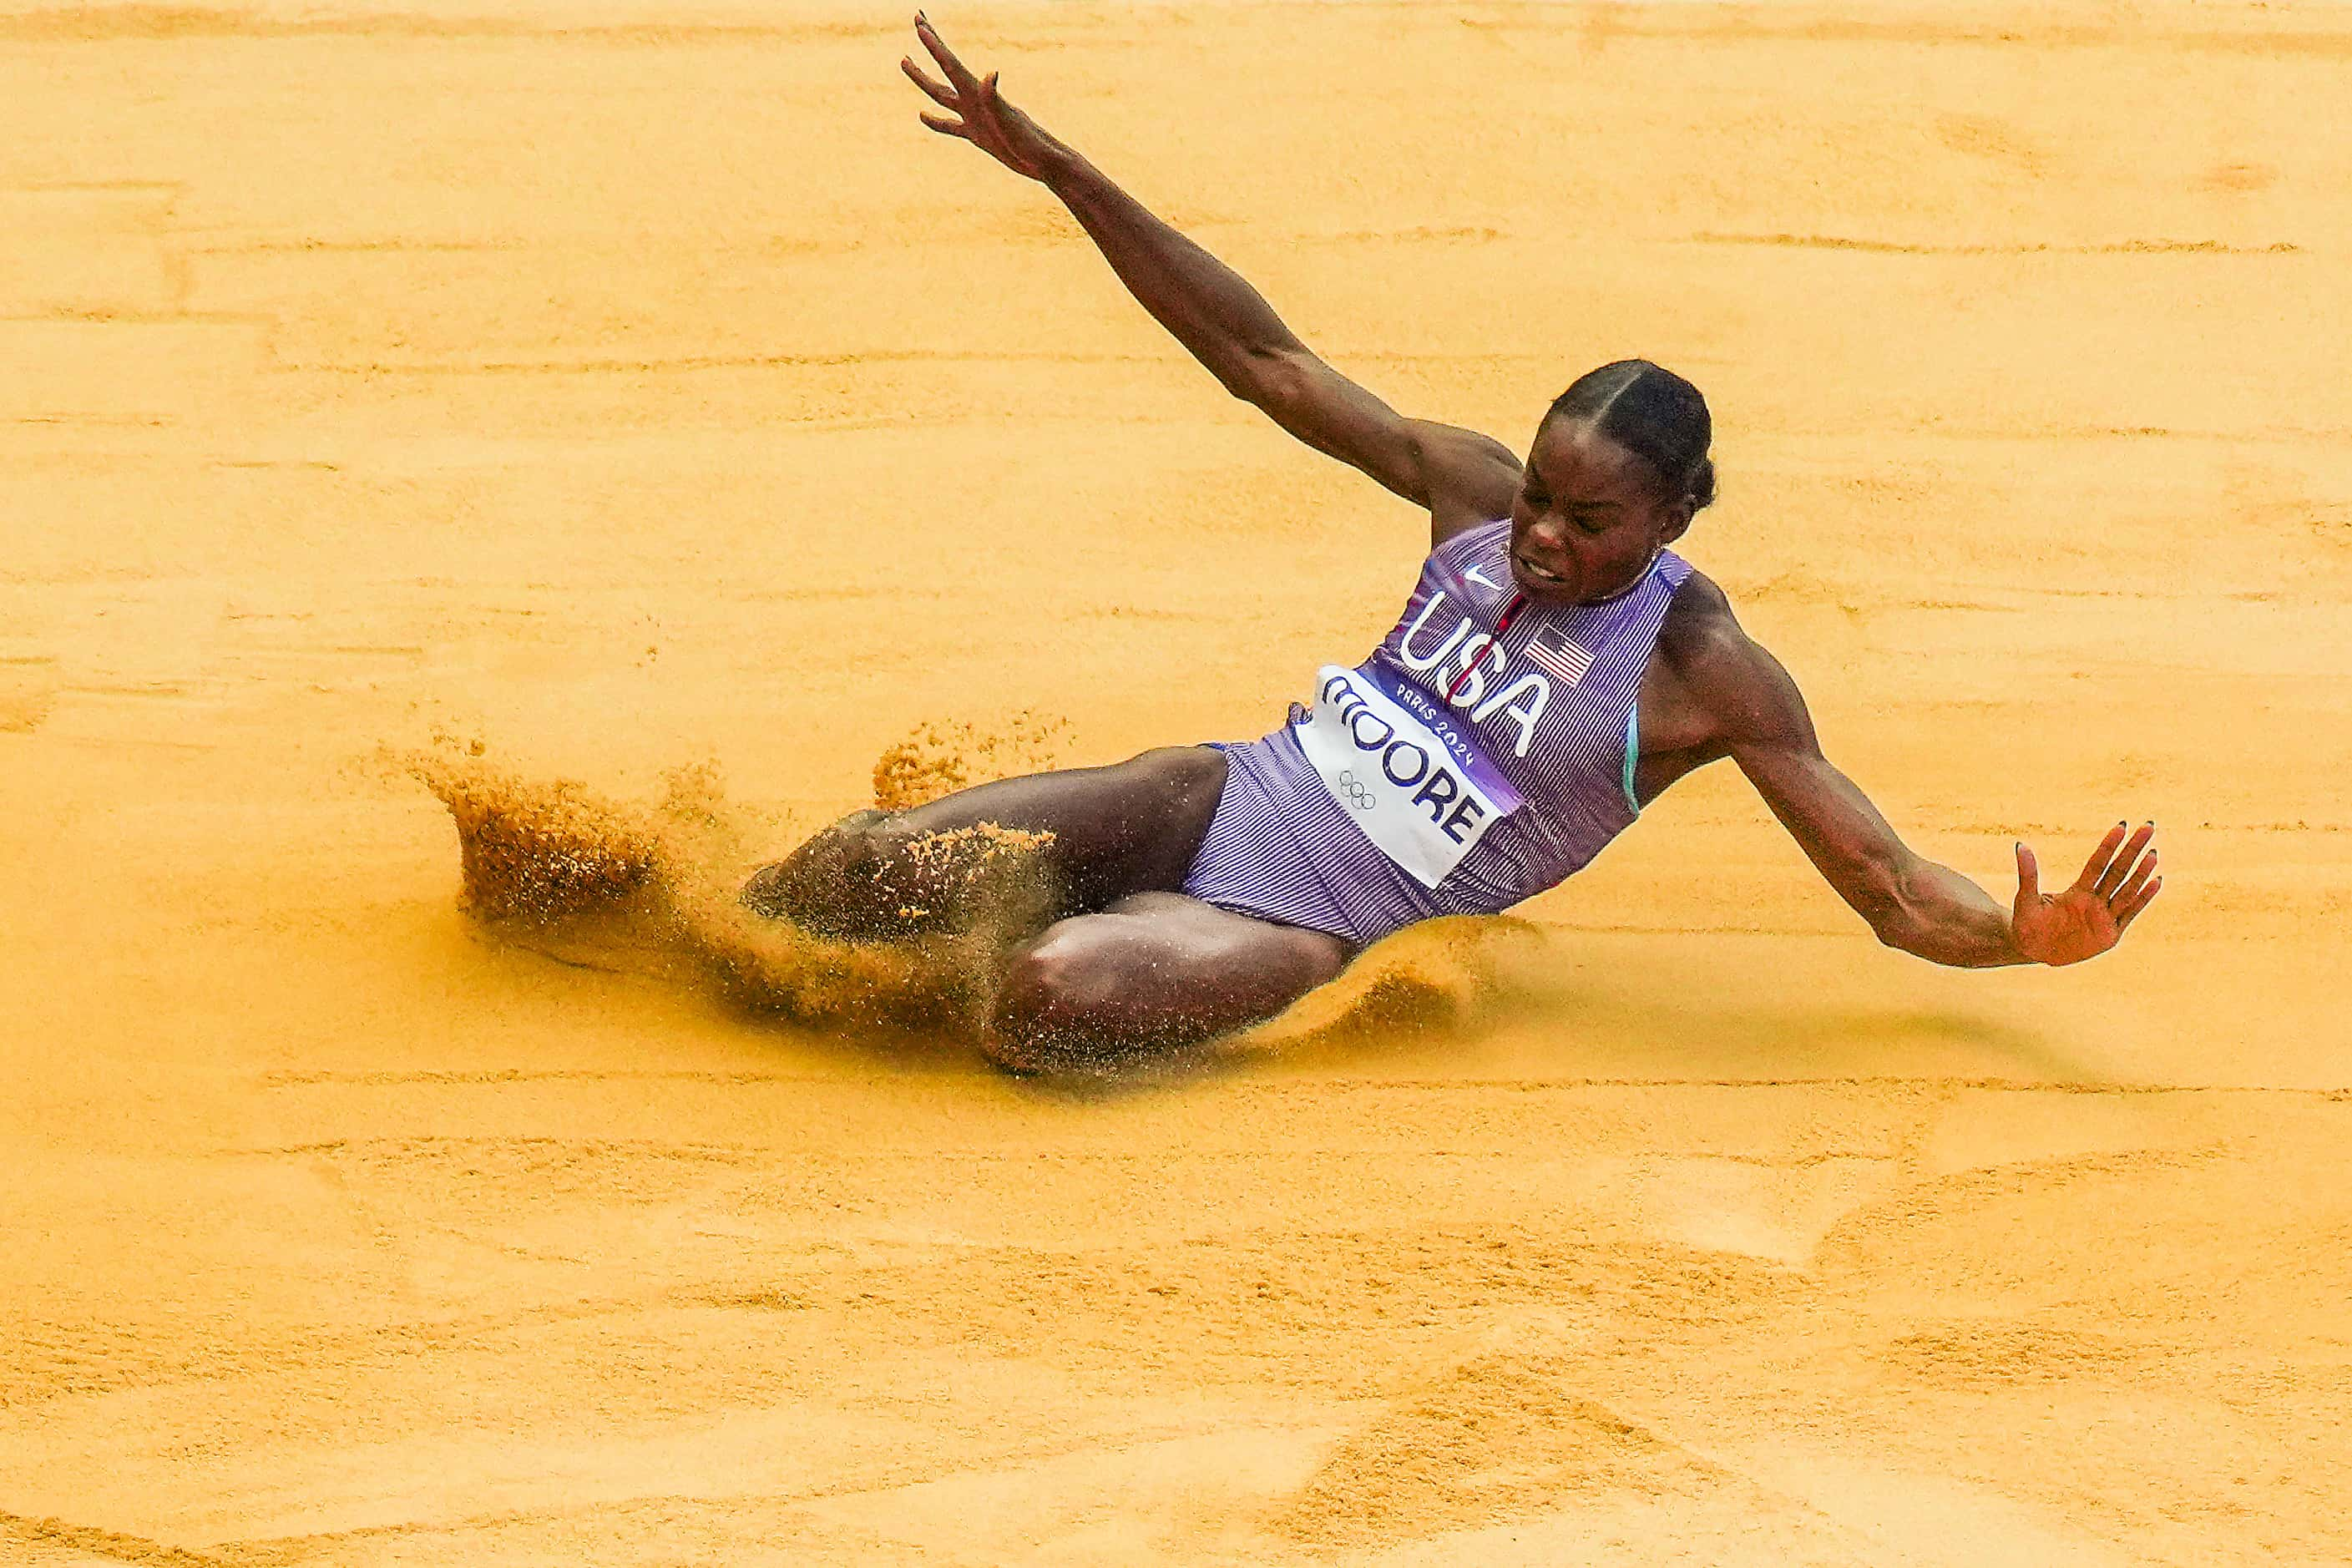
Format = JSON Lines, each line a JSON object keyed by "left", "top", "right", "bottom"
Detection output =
{"left": 988, "top": 892, "right": 1351, "bottom": 1070}
{"left": 743, "top": 747, "right": 1228, "bottom": 936}
{"left": 883, "top": 746, "right": 1227, "bottom": 904}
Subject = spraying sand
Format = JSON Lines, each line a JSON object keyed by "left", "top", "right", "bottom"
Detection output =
{"left": 4, "top": 1, "right": 2351, "bottom": 1561}
{"left": 402, "top": 731, "right": 1520, "bottom": 1065}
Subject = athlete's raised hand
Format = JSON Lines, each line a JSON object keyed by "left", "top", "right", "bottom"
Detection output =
{"left": 2011, "top": 822, "right": 2161, "bottom": 965}
{"left": 902, "top": 13, "right": 1065, "bottom": 182}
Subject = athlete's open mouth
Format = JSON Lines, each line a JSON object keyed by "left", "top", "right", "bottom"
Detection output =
{"left": 1512, "top": 552, "right": 1567, "bottom": 586}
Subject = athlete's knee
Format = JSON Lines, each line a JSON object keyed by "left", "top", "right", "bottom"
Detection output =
{"left": 739, "top": 809, "right": 894, "bottom": 934}
{"left": 986, "top": 943, "right": 1094, "bottom": 1069}
{"left": 984, "top": 931, "right": 1139, "bottom": 1074}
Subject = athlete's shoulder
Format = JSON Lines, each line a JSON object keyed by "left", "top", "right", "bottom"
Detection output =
{"left": 1657, "top": 566, "right": 1743, "bottom": 661}
{"left": 1652, "top": 569, "right": 1811, "bottom": 747}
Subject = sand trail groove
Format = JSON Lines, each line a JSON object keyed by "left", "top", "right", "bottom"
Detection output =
{"left": 4, "top": 0, "right": 2352, "bottom": 1562}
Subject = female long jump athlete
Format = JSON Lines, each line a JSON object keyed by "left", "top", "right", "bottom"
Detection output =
{"left": 742, "top": 14, "right": 2162, "bottom": 1072}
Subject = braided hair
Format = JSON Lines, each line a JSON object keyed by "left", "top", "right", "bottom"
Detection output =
{"left": 1546, "top": 360, "right": 1717, "bottom": 513}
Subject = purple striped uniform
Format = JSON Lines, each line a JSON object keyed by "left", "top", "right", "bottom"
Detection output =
{"left": 1182, "top": 518, "right": 1693, "bottom": 947}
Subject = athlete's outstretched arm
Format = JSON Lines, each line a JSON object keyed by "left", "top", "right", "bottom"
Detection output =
{"left": 1668, "top": 589, "right": 2161, "bottom": 968}
{"left": 899, "top": 13, "right": 1521, "bottom": 539}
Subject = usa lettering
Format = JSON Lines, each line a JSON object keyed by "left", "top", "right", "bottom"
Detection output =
{"left": 1393, "top": 590, "right": 1551, "bottom": 757}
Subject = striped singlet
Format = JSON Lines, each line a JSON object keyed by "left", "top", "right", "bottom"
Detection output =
{"left": 1182, "top": 518, "right": 1693, "bottom": 948}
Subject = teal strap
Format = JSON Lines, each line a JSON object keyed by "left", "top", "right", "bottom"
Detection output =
{"left": 1621, "top": 703, "right": 1641, "bottom": 813}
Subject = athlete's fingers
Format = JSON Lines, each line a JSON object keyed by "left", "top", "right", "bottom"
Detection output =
{"left": 902, "top": 56, "right": 960, "bottom": 109}
{"left": 2116, "top": 876, "right": 2163, "bottom": 932}
{"left": 2108, "top": 847, "right": 2157, "bottom": 909}
{"left": 2014, "top": 841, "right": 2040, "bottom": 907}
{"left": 2071, "top": 822, "right": 2129, "bottom": 893}
{"left": 2096, "top": 822, "right": 2154, "bottom": 899}
{"left": 915, "top": 13, "right": 984, "bottom": 97}
{"left": 918, "top": 111, "right": 968, "bottom": 138}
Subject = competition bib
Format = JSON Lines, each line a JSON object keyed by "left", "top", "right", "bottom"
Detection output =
{"left": 1292, "top": 663, "right": 1524, "bottom": 888}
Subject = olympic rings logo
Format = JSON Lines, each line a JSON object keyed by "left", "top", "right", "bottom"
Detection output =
{"left": 1333, "top": 770, "right": 1378, "bottom": 811}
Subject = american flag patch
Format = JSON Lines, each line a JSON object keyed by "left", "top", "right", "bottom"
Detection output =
{"left": 1523, "top": 623, "right": 1595, "bottom": 686}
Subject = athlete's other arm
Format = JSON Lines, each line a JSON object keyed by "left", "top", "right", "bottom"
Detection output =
{"left": 1659, "top": 580, "right": 2162, "bottom": 968}
{"left": 900, "top": 14, "right": 1520, "bottom": 542}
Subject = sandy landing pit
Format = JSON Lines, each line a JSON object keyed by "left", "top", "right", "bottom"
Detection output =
{"left": 3, "top": 1, "right": 2350, "bottom": 1562}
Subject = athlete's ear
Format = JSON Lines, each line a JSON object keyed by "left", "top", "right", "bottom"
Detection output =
{"left": 1659, "top": 497, "right": 1696, "bottom": 545}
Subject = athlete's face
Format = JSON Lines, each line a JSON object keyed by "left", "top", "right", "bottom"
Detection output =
{"left": 1506, "top": 417, "right": 1694, "bottom": 604}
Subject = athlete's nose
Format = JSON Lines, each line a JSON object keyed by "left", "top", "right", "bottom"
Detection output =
{"left": 1520, "top": 516, "right": 1571, "bottom": 564}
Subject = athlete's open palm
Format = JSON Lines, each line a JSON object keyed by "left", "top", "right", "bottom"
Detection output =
{"left": 2012, "top": 823, "right": 2161, "bottom": 965}
{"left": 902, "top": 13, "right": 1061, "bottom": 182}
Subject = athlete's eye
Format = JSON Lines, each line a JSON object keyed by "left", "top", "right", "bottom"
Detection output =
{"left": 1524, "top": 490, "right": 1550, "bottom": 510}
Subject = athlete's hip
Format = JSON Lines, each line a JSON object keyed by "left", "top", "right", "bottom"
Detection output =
{"left": 1184, "top": 725, "right": 1565, "bottom": 945}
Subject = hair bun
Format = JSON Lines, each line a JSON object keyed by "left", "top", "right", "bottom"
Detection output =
{"left": 1687, "top": 455, "right": 1717, "bottom": 512}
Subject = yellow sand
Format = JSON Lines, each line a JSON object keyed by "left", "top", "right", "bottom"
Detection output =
{"left": 4, "top": 1, "right": 2349, "bottom": 1560}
